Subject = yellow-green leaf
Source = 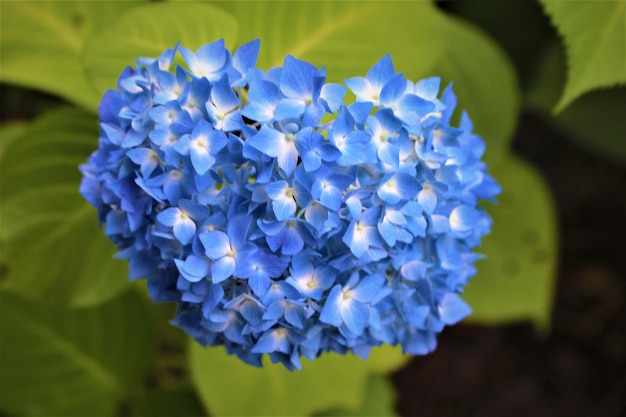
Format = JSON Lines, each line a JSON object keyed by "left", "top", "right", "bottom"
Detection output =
{"left": 0, "top": 289, "right": 155, "bottom": 417}
{"left": 540, "top": 0, "right": 625, "bottom": 112}
{"left": 0, "top": 1, "right": 145, "bottom": 111}
{"left": 465, "top": 155, "right": 558, "bottom": 329}
{"left": 83, "top": 3, "right": 238, "bottom": 95}
{"left": 189, "top": 341, "right": 406, "bottom": 416}
{"left": 0, "top": 108, "right": 129, "bottom": 308}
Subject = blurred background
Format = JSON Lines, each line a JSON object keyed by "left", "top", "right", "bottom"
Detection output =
{"left": 1, "top": 1, "right": 624, "bottom": 416}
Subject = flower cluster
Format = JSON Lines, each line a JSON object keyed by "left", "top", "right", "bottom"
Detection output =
{"left": 80, "top": 39, "right": 500, "bottom": 370}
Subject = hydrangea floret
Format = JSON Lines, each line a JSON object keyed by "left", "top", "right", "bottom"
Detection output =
{"left": 80, "top": 39, "right": 500, "bottom": 370}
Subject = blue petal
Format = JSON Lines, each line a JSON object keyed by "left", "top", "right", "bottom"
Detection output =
{"left": 414, "top": 76, "right": 441, "bottom": 100}
{"left": 157, "top": 207, "right": 180, "bottom": 227}
{"left": 418, "top": 188, "right": 437, "bottom": 215}
{"left": 173, "top": 217, "right": 196, "bottom": 245}
{"left": 189, "top": 144, "right": 214, "bottom": 175}
{"left": 319, "top": 83, "right": 346, "bottom": 112}
{"left": 285, "top": 305, "right": 306, "bottom": 329}
{"left": 400, "top": 261, "right": 430, "bottom": 281}
{"left": 249, "top": 271, "right": 271, "bottom": 296}
{"left": 181, "top": 255, "right": 210, "bottom": 281}
{"left": 247, "top": 125, "right": 282, "bottom": 157}
{"left": 274, "top": 98, "right": 305, "bottom": 120}
{"left": 200, "top": 231, "right": 230, "bottom": 260}
{"left": 377, "top": 173, "right": 420, "bottom": 204}
{"left": 280, "top": 55, "right": 320, "bottom": 99}
{"left": 211, "top": 256, "right": 236, "bottom": 283}
{"left": 449, "top": 205, "right": 480, "bottom": 232}
{"left": 344, "top": 77, "right": 371, "bottom": 100}
{"left": 340, "top": 299, "right": 369, "bottom": 334}
{"left": 233, "top": 39, "right": 260, "bottom": 75}
{"left": 379, "top": 73, "right": 407, "bottom": 106}
{"left": 319, "top": 285, "right": 343, "bottom": 327}
{"left": 378, "top": 218, "right": 397, "bottom": 247}
{"left": 366, "top": 54, "right": 395, "bottom": 89}
{"left": 438, "top": 293, "right": 471, "bottom": 324}
{"left": 351, "top": 273, "right": 385, "bottom": 303}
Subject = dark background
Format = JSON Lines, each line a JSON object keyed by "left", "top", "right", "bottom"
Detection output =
{"left": 392, "top": 2, "right": 626, "bottom": 416}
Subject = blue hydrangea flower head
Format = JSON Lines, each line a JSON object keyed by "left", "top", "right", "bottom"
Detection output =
{"left": 80, "top": 39, "right": 500, "bottom": 370}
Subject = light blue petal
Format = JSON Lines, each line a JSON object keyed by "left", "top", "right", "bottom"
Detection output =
{"left": 340, "top": 299, "right": 369, "bottom": 334}
{"left": 344, "top": 77, "right": 370, "bottom": 100}
{"left": 280, "top": 227, "right": 304, "bottom": 255}
{"left": 400, "top": 260, "right": 429, "bottom": 281}
{"left": 345, "top": 196, "right": 362, "bottom": 221}
{"left": 211, "top": 256, "right": 236, "bottom": 283}
{"left": 173, "top": 217, "right": 196, "bottom": 245}
{"left": 319, "top": 83, "right": 346, "bottom": 112}
{"left": 200, "top": 231, "right": 230, "bottom": 260}
{"left": 189, "top": 144, "right": 213, "bottom": 175}
{"left": 379, "top": 73, "right": 407, "bottom": 106}
{"left": 378, "top": 218, "right": 397, "bottom": 247}
{"left": 280, "top": 55, "right": 319, "bottom": 99}
{"left": 319, "top": 285, "right": 343, "bottom": 327}
{"left": 366, "top": 54, "right": 395, "bottom": 88}
{"left": 450, "top": 205, "right": 480, "bottom": 232}
{"left": 414, "top": 76, "right": 441, "bottom": 100}
{"left": 274, "top": 98, "right": 305, "bottom": 120}
{"left": 182, "top": 254, "right": 209, "bottom": 280}
{"left": 276, "top": 142, "right": 298, "bottom": 176}
{"left": 352, "top": 273, "right": 385, "bottom": 303}
{"left": 304, "top": 203, "right": 327, "bottom": 229}
{"left": 438, "top": 293, "right": 472, "bottom": 324}
{"left": 272, "top": 198, "right": 296, "bottom": 221}
{"left": 249, "top": 271, "right": 271, "bottom": 296}
{"left": 247, "top": 125, "right": 282, "bottom": 157}
{"left": 242, "top": 103, "right": 274, "bottom": 122}
{"left": 233, "top": 38, "right": 260, "bottom": 75}
{"left": 157, "top": 207, "right": 180, "bottom": 227}
{"left": 285, "top": 305, "right": 306, "bottom": 329}
{"left": 418, "top": 188, "right": 437, "bottom": 214}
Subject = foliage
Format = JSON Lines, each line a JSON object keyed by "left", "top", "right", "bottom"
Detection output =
{"left": 539, "top": 0, "right": 625, "bottom": 112}
{"left": 0, "top": 0, "right": 622, "bottom": 416}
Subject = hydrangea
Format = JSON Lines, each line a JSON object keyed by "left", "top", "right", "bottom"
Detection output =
{"left": 80, "top": 39, "right": 500, "bottom": 370}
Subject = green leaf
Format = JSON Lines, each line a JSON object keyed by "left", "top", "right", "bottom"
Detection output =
{"left": 0, "top": 122, "right": 28, "bottom": 160}
{"left": 526, "top": 41, "right": 626, "bottom": 164}
{"left": 540, "top": 0, "right": 625, "bottom": 112}
{"left": 314, "top": 375, "right": 398, "bottom": 417}
{"left": 219, "top": 0, "right": 519, "bottom": 164}
{"left": 0, "top": 1, "right": 145, "bottom": 111}
{"left": 0, "top": 107, "right": 130, "bottom": 308}
{"left": 464, "top": 155, "right": 557, "bottom": 329}
{"left": 83, "top": 3, "right": 238, "bottom": 95}
{"left": 130, "top": 387, "right": 206, "bottom": 417}
{"left": 189, "top": 341, "right": 404, "bottom": 417}
{"left": 0, "top": 289, "right": 156, "bottom": 417}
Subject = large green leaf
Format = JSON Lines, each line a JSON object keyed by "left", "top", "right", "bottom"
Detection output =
{"left": 0, "top": 289, "right": 156, "bottom": 417}
{"left": 0, "top": 108, "right": 130, "bottom": 308}
{"left": 83, "top": 2, "right": 238, "bottom": 95}
{"left": 130, "top": 387, "right": 206, "bottom": 417}
{"left": 216, "top": 0, "right": 519, "bottom": 165}
{"left": 526, "top": 41, "right": 626, "bottom": 164}
{"left": 464, "top": 155, "right": 557, "bottom": 329}
{"left": 540, "top": 0, "right": 625, "bottom": 112}
{"left": 314, "top": 375, "right": 398, "bottom": 417}
{"left": 0, "top": 122, "right": 27, "bottom": 160}
{"left": 189, "top": 341, "right": 406, "bottom": 416}
{"left": 0, "top": 1, "right": 145, "bottom": 111}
